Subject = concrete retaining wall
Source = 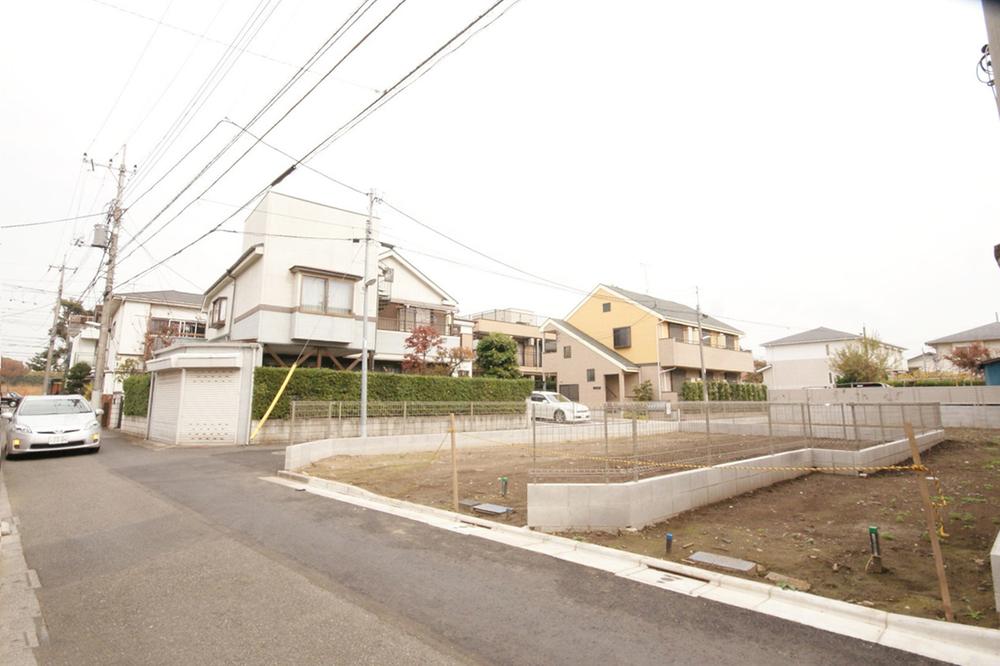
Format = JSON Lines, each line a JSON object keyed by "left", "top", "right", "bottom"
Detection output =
{"left": 526, "top": 430, "right": 946, "bottom": 532}
{"left": 768, "top": 385, "right": 1000, "bottom": 405}
{"left": 255, "top": 413, "right": 529, "bottom": 445}
{"left": 284, "top": 419, "right": 681, "bottom": 471}
{"left": 120, "top": 415, "right": 147, "bottom": 438}
{"left": 939, "top": 405, "right": 1000, "bottom": 429}
{"left": 992, "top": 531, "right": 1000, "bottom": 619}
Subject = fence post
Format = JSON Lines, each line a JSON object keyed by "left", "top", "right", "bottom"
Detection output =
{"left": 603, "top": 405, "right": 609, "bottom": 483}
{"left": 326, "top": 402, "right": 333, "bottom": 439}
{"left": 403, "top": 401, "right": 408, "bottom": 432}
{"left": 290, "top": 401, "right": 297, "bottom": 445}
{"left": 840, "top": 403, "right": 847, "bottom": 440}
{"left": 799, "top": 403, "right": 807, "bottom": 438}
{"left": 805, "top": 402, "right": 814, "bottom": 439}
{"left": 470, "top": 402, "right": 474, "bottom": 417}
{"left": 877, "top": 404, "right": 886, "bottom": 442}
{"left": 851, "top": 404, "right": 860, "bottom": 442}
{"left": 531, "top": 404, "right": 537, "bottom": 464}
{"left": 632, "top": 413, "right": 639, "bottom": 482}
{"left": 767, "top": 402, "right": 773, "bottom": 437}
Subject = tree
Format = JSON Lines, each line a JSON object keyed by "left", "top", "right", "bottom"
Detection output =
{"left": 945, "top": 342, "right": 991, "bottom": 376}
{"left": 830, "top": 335, "right": 891, "bottom": 384}
{"left": 114, "top": 358, "right": 141, "bottom": 382}
{"left": 27, "top": 348, "right": 65, "bottom": 372}
{"left": 631, "top": 380, "right": 654, "bottom": 402}
{"left": 402, "top": 325, "right": 446, "bottom": 375}
{"left": 437, "top": 346, "right": 475, "bottom": 376}
{"left": 0, "top": 357, "right": 27, "bottom": 379}
{"left": 474, "top": 333, "right": 521, "bottom": 379}
{"left": 25, "top": 299, "right": 92, "bottom": 373}
{"left": 742, "top": 359, "right": 767, "bottom": 384}
{"left": 64, "top": 362, "right": 92, "bottom": 395}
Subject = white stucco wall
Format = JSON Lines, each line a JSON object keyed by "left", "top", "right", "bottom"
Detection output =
{"left": 764, "top": 339, "right": 906, "bottom": 390}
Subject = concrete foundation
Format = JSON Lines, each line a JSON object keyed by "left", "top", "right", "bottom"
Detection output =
{"left": 526, "top": 430, "right": 946, "bottom": 532}
{"left": 255, "top": 412, "right": 530, "bottom": 445}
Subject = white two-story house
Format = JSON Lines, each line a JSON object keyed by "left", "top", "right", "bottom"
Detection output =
{"left": 102, "top": 290, "right": 206, "bottom": 393}
{"left": 203, "top": 191, "right": 470, "bottom": 374}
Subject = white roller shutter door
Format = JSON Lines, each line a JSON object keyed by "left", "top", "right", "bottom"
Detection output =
{"left": 178, "top": 368, "right": 241, "bottom": 444}
{"left": 148, "top": 370, "right": 181, "bottom": 444}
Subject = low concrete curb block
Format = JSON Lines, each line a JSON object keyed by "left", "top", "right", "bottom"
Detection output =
{"left": 271, "top": 470, "right": 1000, "bottom": 666}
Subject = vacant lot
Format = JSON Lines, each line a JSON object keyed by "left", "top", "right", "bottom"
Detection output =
{"left": 573, "top": 429, "right": 1000, "bottom": 627}
{"left": 305, "top": 428, "right": 854, "bottom": 525}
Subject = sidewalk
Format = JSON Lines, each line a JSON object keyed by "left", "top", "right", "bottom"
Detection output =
{"left": 0, "top": 472, "right": 43, "bottom": 666}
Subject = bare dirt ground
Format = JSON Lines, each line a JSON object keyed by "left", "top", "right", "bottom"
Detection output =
{"left": 304, "top": 429, "right": 856, "bottom": 525}
{"left": 572, "top": 428, "right": 1000, "bottom": 627}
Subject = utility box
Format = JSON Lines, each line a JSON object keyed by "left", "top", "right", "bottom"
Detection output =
{"left": 91, "top": 223, "right": 109, "bottom": 248}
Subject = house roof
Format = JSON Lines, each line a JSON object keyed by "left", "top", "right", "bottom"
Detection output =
{"left": 379, "top": 248, "right": 458, "bottom": 307}
{"left": 926, "top": 321, "right": 1000, "bottom": 345}
{"left": 762, "top": 326, "right": 861, "bottom": 347}
{"left": 543, "top": 318, "right": 639, "bottom": 371}
{"left": 907, "top": 352, "right": 936, "bottom": 362}
{"left": 981, "top": 357, "right": 1000, "bottom": 367}
{"left": 601, "top": 285, "right": 744, "bottom": 335}
{"left": 203, "top": 244, "right": 265, "bottom": 303}
{"left": 112, "top": 289, "right": 204, "bottom": 308}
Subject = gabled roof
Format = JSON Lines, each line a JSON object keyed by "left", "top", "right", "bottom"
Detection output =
{"left": 543, "top": 319, "right": 639, "bottom": 371}
{"left": 379, "top": 248, "right": 457, "bottom": 307}
{"left": 112, "top": 289, "right": 204, "bottom": 308}
{"left": 762, "top": 326, "right": 860, "bottom": 347}
{"left": 927, "top": 321, "right": 1000, "bottom": 345}
{"left": 907, "top": 351, "right": 936, "bottom": 362}
{"left": 568, "top": 285, "right": 744, "bottom": 336}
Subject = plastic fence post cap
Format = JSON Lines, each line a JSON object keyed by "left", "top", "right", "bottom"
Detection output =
{"left": 868, "top": 525, "right": 878, "bottom": 534}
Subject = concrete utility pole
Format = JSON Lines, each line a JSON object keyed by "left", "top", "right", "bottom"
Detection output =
{"left": 359, "top": 190, "right": 376, "bottom": 438}
{"left": 91, "top": 147, "right": 128, "bottom": 411}
{"left": 983, "top": 1, "right": 1000, "bottom": 119}
{"left": 695, "top": 286, "right": 711, "bottom": 441}
{"left": 42, "top": 262, "right": 70, "bottom": 394}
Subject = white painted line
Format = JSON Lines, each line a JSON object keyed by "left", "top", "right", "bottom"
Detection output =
{"left": 259, "top": 474, "right": 1000, "bottom": 666}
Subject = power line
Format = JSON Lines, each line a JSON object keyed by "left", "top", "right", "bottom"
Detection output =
{"left": 118, "top": 0, "right": 399, "bottom": 260}
{"left": 0, "top": 211, "right": 106, "bottom": 230}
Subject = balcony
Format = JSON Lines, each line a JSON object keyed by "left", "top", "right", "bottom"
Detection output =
{"left": 658, "top": 338, "right": 753, "bottom": 373}
{"left": 377, "top": 315, "right": 448, "bottom": 337}
{"left": 519, "top": 347, "right": 541, "bottom": 370}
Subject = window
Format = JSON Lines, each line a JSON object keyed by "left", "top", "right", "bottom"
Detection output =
{"left": 300, "top": 275, "right": 354, "bottom": 315}
{"left": 210, "top": 298, "right": 228, "bottom": 326}
{"left": 602, "top": 302, "right": 611, "bottom": 312}
{"left": 530, "top": 394, "right": 546, "bottom": 402}
{"left": 586, "top": 368, "right": 595, "bottom": 382}
{"left": 544, "top": 339, "right": 557, "bottom": 353}
{"left": 825, "top": 344, "right": 830, "bottom": 356}
{"left": 558, "top": 384, "right": 580, "bottom": 402}
{"left": 563, "top": 345, "right": 572, "bottom": 358}
{"left": 613, "top": 326, "right": 631, "bottom": 349}
{"left": 717, "top": 333, "right": 726, "bottom": 349}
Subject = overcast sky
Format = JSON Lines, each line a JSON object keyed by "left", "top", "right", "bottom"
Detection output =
{"left": 1, "top": 0, "right": 998, "bottom": 362}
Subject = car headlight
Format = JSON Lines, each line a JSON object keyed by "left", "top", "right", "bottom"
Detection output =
{"left": 14, "top": 423, "right": 32, "bottom": 433}
{"left": 86, "top": 420, "right": 99, "bottom": 429}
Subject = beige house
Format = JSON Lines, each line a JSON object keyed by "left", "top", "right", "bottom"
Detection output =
{"left": 541, "top": 285, "right": 752, "bottom": 407}
{"left": 925, "top": 322, "right": 1000, "bottom": 372}
{"left": 466, "top": 309, "right": 546, "bottom": 384}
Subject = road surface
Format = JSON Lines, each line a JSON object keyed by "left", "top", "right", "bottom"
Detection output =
{"left": 2, "top": 432, "right": 936, "bottom": 665}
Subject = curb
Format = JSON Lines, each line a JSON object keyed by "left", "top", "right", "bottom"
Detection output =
{"left": 270, "top": 470, "right": 1000, "bottom": 666}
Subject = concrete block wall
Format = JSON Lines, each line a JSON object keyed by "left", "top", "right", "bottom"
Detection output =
{"left": 120, "top": 415, "right": 147, "bottom": 439}
{"left": 526, "top": 430, "right": 946, "bottom": 532}
{"left": 254, "top": 413, "right": 530, "bottom": 445}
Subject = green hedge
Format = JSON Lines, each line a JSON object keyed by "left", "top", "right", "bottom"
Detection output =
{"left": 122, "top": 374, "right": 151, "bottom": 416}
{"left": 681, "top": 381, "right": 767, "bottom": 401}
{"left": 888, "top": 378, "right": 984, "bottom": 387}
{"left": 252, "top": 367, "right": 534, "bottom": 420}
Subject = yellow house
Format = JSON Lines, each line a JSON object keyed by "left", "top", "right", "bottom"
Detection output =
{"left": 541, "top": 285, "right": 753, "bottom": 406}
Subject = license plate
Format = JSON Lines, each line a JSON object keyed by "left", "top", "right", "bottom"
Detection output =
{"left": 49, "top": 435, "right": 67, "bottom": 445}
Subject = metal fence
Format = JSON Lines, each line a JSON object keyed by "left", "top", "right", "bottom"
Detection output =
{"left": 286, "top": 401, "right": 528, "bottom": 442}
{"left": 526, "top": 401, "right": 943, "bottom": 483}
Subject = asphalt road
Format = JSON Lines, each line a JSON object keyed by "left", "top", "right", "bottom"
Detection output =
{"left": 2, "top": 432, "right": 938, "bottom": 665}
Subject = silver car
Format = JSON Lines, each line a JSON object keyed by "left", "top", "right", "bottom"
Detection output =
{"left": 4, "top": 395, "right": 102, "bottom": 457}
{"left": 527, "top": 391, "right": 591, "bottom": 423}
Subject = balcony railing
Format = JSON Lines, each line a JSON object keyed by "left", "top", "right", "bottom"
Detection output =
{"left": 520, "top": 348, "right": 541, "bottom": 368}
{"left": 467, "top": 309, "right": 539, "bottom": 326}
{"left": 377, "top": 316, "right": 449, "bottom": 337}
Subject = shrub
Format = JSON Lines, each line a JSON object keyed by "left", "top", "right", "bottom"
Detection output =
{"left": 252, "top": 367, "right": 533, "bottom": 420}
{"left": 122, "top": 373, "right": 151, "bottom": 416}
{"left": 631, "top": 380, "right": 654, "bottom": 402}
{"left": 681, "top": 380, "right": 766, "bottom": 401}
{"left": 64, "top": 362, "right": 91, "bottom": 395}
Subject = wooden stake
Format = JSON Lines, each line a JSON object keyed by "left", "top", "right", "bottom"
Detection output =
{"left": 904, "top": 422, "right": 954, "bottom": 622}
{"left": 450, "top": 413, "right": 459, "bottom": 513}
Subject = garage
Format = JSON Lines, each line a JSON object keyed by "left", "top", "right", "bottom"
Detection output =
{"left": 145, "top": 342, "right": 262, "bottom": 446}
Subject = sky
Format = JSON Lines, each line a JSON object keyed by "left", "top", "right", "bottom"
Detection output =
{"left": 1, "top": 0, "right": 998, "bottom": 362}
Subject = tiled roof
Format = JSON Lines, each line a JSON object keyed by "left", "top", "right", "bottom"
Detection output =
{"left": 926, "top": 321, "right": 1000, "bottom": 345}
{"left": 546, "top": 319, "right": 638, "bottom": 370}
{"left": 761, "top": 326, "right": 860, "bottom": 347}
{"left": 113, "top": 290, "right": 204, "bottom": 308}
{"left": 606, "top": 285, "right": 743, "bottom": 335}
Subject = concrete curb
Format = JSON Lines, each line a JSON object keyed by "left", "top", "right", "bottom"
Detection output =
{"left": 0, "top": 472, "right": 41, "bottom": 666}
{"left": 269, "top": 470, "right": 1000, "bottom": 666}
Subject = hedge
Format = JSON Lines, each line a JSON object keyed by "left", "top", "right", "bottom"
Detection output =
{"left": 888, "top": 378, "right": 984, "bottom": 387}
{"left": 252, "top": 367, "right": 534, "bottom": 420}
{"left": 122, "top": 373, "right": 151, "bottom": 417}
{"left": 681, "top": 381, "right": 767, "bottom": 401}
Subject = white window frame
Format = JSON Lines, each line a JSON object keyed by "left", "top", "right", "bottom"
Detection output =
{"left": 299, "top": 274, "right": 355, "bottom": 316}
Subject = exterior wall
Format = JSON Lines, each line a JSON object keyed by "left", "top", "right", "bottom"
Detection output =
{"left": 566, "top": 287, "right": 659, "bottom": 364}
{"left": 379, "top": 254, "right": 453, "bottom": 307}
{"left": 930, "top": 340, "right": 1000, "bottom": 373}
{"left": 764, "top": 339, "right": 906, "bottom": 390}
{"left": 120, "top": 415, "right": 148, "bottom": 438}
{"left": 541, "top": 324, "right": 629, "bottom": 408}
{"left": 69, "top": 333, "right": 98, "bottom": 368}
{"left": 205, "top": 282, "right": 236, "bottom": 340}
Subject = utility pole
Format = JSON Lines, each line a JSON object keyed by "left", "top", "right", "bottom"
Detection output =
{"left": 91, "top": 146, "right": 129, "bottom": 411}
{"left": 695, "top": 286, "right": 711, "bottom": 441}
{"left": 359, "top": 190, "right": 376, "bottom": 438}
{"left": 42, "top": 262, "right": 70, "bottom": 394}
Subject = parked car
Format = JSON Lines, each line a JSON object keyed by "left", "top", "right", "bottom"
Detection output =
{"left": 527, "top": 391, "right": 591, "bottom": 423}
{"left": 3, "top": 395, "right": 102, "bottom": 458}
{"left": 834, "top": 382, "right": 890, "bottom": 388}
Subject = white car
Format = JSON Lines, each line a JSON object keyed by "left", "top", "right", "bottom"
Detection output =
{"left": 527, "top": 391, "right": 591, "bottom": 423}
{"left": 4, "top": 395, "right": 102, "bottom": 457}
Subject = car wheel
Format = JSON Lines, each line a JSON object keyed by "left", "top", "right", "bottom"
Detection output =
{"left": 554, "top": 410, "right": 566, "bottom": 423}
